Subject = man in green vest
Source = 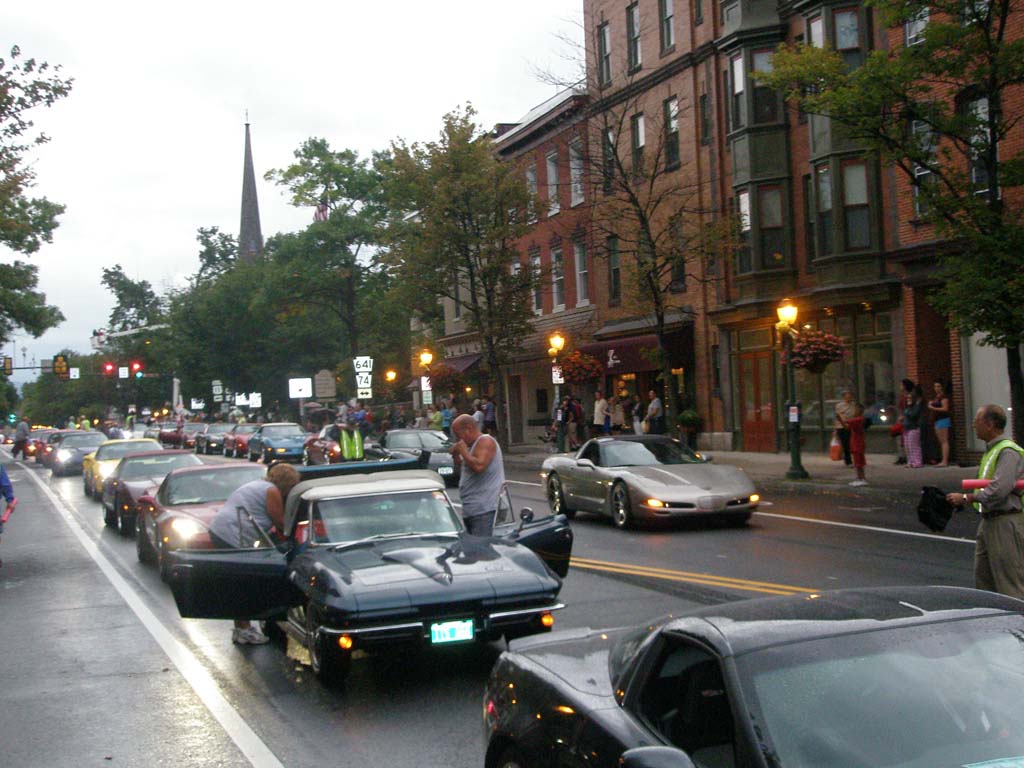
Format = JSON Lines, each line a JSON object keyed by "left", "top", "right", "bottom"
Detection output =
{"left": 948, "top": 404, "right": 1024, "bottom": 598}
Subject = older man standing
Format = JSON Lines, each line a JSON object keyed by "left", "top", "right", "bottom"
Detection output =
{"left": 947, "top": 405, "right": 1024, "bottom": 598}
{"left": 450, "top": 413, "right": 505, "bottom": 537}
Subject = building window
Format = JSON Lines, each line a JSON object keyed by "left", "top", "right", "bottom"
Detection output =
{"left": 752, "top": 50, "right": 778, "bottom": 124}
{"left": 552, "top": 246, "right": 565, "bottom": 310}
{"left": 816, "top": 164, "right": 833, "bottom": 255}
{"left": 809, "top": 15, "right": 824, "bottom": 47}
{"left": 530, "top": 251, "right": 542, "bottom": 312}
{"left": 905, "top": 7, "right": 929, "bottom": 45}
{"left": 660, "top": 0, "right": 675, "bottom": 51}
{"left": 574, "top": 241, "right": 589, "bottom": 305}
{"left": 546, "top": 150, "right": 560, "bottom": 216}
{"left": 834, "top": 8, "right": 862, "bottom": 69}
{"left": 759, "top": 186, "right": 785, "bottom": 267}
{"left": 737, "top": 190, "right": 752, "bottom": 272}
{"left": 664, "top": 97, "right": 680, "bottom": 168}
{"left": 695, "top": 0, "right": 704, "bottom": 25}
{"left": 967, "top": 96, "right": 994, "bottom": 196}
{"left": 802, "top": 174, "right": 816, "bottom": 262}
{"left": 536, "top": 389, "right": 549, "bottom": 415}
{"left": 722, "top": 70, "right": 731, "bottom": 137}
{"left": 631, "top": 113, "right": 645, "bottom": 171}
{"left": 607, "top": 237, "right": 621, "bottom": 304}
{"left": 627, "top": 3, "right": 642, "bottom": 71}
{"left": 525, "top": 165, "right": 538, "bottom": 223}
{"left": 569, "top": 139, "right": 585, "bottom": 207}
{"left": 699, "top": 93, "right": 711, "bottom": 144}
{"left": 602, "top": 128, "right": 615, "bottom": 194}
{"left": 731, "top": 54, "right": 745, "bottom": 130}
{"left": 598, "top": 23, "right": 612, "bottom": 86}
{"left": 843, "top": 162, "right": 870, "bottom": 249}
{"left": 911, "top": 120, "right": 935, "bottom": 217}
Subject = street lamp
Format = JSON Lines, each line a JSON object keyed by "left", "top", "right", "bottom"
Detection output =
{"left": 548, "top": 332, "right": 566, "bottom": 451}
{"left": 385, "top": 369, "right": 397, "bottom": 382}
{"left": 776, "top": 298, "right": 809, "bottom": 479}
{"left": 419, "top": 350, "right": 433, "bottom": 370}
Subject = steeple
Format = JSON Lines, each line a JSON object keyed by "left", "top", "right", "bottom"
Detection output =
{"left": 238, "top": 119, "right": 264, "bottom": 262}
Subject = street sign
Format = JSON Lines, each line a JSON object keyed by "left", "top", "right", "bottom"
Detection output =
{"left": 69, "top": 367, "right": 80, "bottom": 380}
{"left": 356, "top": 372, "right": 372, "bottom": 389}
{"left": 314, "top": 369, "right": 337, "bottom": 399}
{"left": 788, "top": 405, "right": 800, "bottom": 423}
{"left": 420, "top": 375, "right": 432, "bottom": 392}
{"left": 353, "top": 356, "right": 374, "bottom": 373}
{"left": 213, "top": 394, "right": 224, "bottom": 403}
{"left": 212, "top": 385, "right": 223, "bottom": 396}
{"left": 357, "top": 387, "right": 373, "bottom": 400}
{"left": 248, "top": 392, "right": 262, "bottom": 408}
{"left": 552, "top": 365, "right": 564, "bottom": 385}
{"left": 288, "top": 377, "right": 313, "bottom": 399}
{"left": 234, "top": 393, "right": 249, "bottom": 406}
{"left": 422, "top": 391, "right": 433, "bottom": 406}
{"left": 118, "top": 366, "right": 129, "bottom": 379}
{"left": 190, "top": 398, "right": 206, "bottom": 410}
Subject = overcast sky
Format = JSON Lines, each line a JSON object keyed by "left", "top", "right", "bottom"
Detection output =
{"left": 3, "top": 1, "right": 584, "bottom": 385}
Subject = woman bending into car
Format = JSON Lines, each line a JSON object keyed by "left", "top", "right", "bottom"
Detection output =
{"left": 208, "top": 463, "right": 301, "bottom": 645}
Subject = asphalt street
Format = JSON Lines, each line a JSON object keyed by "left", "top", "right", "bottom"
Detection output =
{"left": 0, "top": 452, "right": 977, "bottom": 767}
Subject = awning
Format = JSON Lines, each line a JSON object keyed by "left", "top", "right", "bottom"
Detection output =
{"left": 578, "top": 335, "right": 660, "bottom": 373}
{"left": 439, "top": 353, "right": 482, "bottom": 373}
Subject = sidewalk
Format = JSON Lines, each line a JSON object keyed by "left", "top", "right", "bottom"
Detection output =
{"left": 504, "top": 443, "right": 977, "bottom": 496}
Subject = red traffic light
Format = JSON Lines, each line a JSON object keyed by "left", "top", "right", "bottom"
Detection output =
{"left": 103, "top": 362, "right": 115, "bottom": 375}
{"left": 131, "top": 361, "right": 144, "bottom": 378}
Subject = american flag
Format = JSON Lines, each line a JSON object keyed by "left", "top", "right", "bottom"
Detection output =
{"left": 314, "top": 201, "right": 329, "bottom": 222}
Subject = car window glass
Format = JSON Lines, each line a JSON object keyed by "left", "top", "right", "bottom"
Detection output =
{"left": 121, "top": 453, "right": 201, "bottom": 479}
{"left": 603, "top": 439, "right": 702, "bottom": 467}
{"left": 96, "top": 441, "right": 160, "bottom": 460}
{"left": 389, "top": 433, "right": 420, "bottom": 449}
{"left": 636, "top": 642, "right": 736, "bottom": 765}
{"left": 62, "top": 434, "right": 107, "bottom": 448}
{"left": 235, "top": 425, "right": 257, "bottom": 434}
{"left": 183, "top": 424, "right": 204, "bottom": 433}
{"left": 326, "top": 425, "right": 340, "bottom": 442}
{"left": 581, "top": 443, "right": 601, "bottom": 465}
{"left": 419, "top": 432, "right": 451, "bottom": 450}
{"left": 315, "top": 490, "right": 459, "bottom": 542}
{"left": 496, "top": 486, "right": 514, "bottom": 525}
{"left": 163, "top": 467, "right": 265, "bottom": 505}
{"left": 262, "top": 425, "right": 303, "bottom": 438}
{"left": 206, "top": 424, "right": 231, "bottom": 434}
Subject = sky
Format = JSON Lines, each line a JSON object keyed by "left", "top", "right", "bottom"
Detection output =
{"left": 3, "top": 1, "right": 584, "bottom": 386}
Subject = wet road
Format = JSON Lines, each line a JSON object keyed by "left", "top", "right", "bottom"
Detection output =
{"left": 0, "top": 455, "right": 976, "bottom": 767}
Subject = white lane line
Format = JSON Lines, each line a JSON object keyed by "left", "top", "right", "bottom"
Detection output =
{"left": 18, "top": 464, "right": 283, "bottom": 768}
{"left": 754, "top": 510, "right": 975, "bottom": 544}
{"left": 506, "top": 479, "right": 542, "bottom": 487}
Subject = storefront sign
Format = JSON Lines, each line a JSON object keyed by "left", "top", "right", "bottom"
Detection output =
{"left": 552, "top": 365, "right": 564, "bottom": 385}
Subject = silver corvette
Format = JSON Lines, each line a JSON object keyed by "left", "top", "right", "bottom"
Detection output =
{"left": 540, "top": 435, "right": 760, "bottom": 529}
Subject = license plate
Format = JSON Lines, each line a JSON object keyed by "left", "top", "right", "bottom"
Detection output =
{"left": 430, "top": 619, "right": 474, "bottom": 644}
{"left": 438, "top": 466, "right": 453, "bottom": 475}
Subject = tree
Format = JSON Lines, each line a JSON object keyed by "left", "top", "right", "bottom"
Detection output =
{"left": 381, "top": 106, "right": 540, "bottom": 442}
{"left": 101, "top": 265, "right": 164, "bottom": 331}
{"left": 195, "top": 226, "right": 237, "bottom": 283}
{"left": 0, "top": 260, "right": 63, "bottom": 342}
{"left": 760, "top": 0, "right": 1024, "bottom": 439}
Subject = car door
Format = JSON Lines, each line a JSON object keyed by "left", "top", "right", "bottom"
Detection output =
{"left": 569, "top": 442, "right": 606, "bottom": 511}
{"left": 493, "top": 485, "right": 573, "bottom": 578}
{"left": 167, "top": 546, "right": 303, "bottom": 620}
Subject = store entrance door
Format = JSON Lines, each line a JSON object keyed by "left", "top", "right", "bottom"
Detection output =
{"left": 739, "top": 351, "right": 776, "bottom": 452}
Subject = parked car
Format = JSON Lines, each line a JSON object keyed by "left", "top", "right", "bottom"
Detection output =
{"left": 136, "top": 463, "right": 268, "bottom": 580}
{"left": 194, "top": 422, "right": 233, "bottom": 455}
{"left": 49, "top": 431, "right": 108, "bottom": 476}
{"left": 101, "top": 450, "right": 203, "bottom": 536}
{"left": 541, "top": 435, "right": 759, "bottom": 529}
{"left": 484, "top": 586, "right": 1024, "bottom": 768}
{"left": 83, "top": 438, "right": 163, "bottom": 498}
{"left": 247, "top": 422, "right": 308, "bottom": 464}
{"left": 373, "top": 429, "right": 460, "bottom": 485}
{"left": 222, "top": 423, "right": 258, "bottom": 458}
{"left": 168, "top": 461, "right": 574, "bottom": 686}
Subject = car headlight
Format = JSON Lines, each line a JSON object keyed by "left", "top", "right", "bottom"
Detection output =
{"left": 275, "top": 447, "right": 287, "bottom": 453}
{"left": 170, "top": 517, "right": 204, "bottom": 540}
{"left": 99, "top": 464, "right": 116, "bottom": 479}
{"left": 57, "top": 449, "right": 72, "bottom": 462}
{"left": 645, "top": 498, "right": 665, "bottom": 508}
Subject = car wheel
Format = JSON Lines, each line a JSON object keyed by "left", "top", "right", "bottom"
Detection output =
{"left": 223, "top": 444, "right": 232, "bottom": 458}
{"left": 204, "top": 443, "right": 212, "bottom": 455}
{"left": 136, "top": 518, "right": 156, "bottom": 563}
{"left": 158, "top": 540, "right": 172, "bottom": 582}
{"left": 306, "top": 604, "right": 351, "bottom": 686}
{"left": 117, "top": 499, "right": 135, "bottom": 538}
{"left": 495, "top": 744, "right": 529, "bottom": 768}
{"left": 248, "top": 450, "right": 256, "bottom": 462}
{"left": 611, "top": 482, "right": 633, "bottom": 530}
{"left": 546, "top": 474, "right": 576, "bottom": 519}
{"left": 83, "top": 476, "right": 90, "bottom": 496}
{"left": 103, "top": 502, "right": 117, "bottom": 527}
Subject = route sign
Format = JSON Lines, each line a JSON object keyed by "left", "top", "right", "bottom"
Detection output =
{"left": 356, "top": 372, "right": 372, "bottom": 389}
{"left": 422, "top": 391, "right": 433, "bottom": 406}
{"left": 357, "top": 388, "right": 373, "bottom": 399}
{"left": 353, "top": 356, "right": 374, "bottom": 373}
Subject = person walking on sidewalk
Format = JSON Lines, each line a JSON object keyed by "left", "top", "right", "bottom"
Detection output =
{"left": 847, "top": 403, "right": 868, "bottom": 486}
{"left": 450, "top": 414, "right": 504, "bottom": 537}
{"left": 834, "top": 390, "right": 856, "bottom": 466}
{"left": 947, "top": 405, "right": 1024, "bottom": 598}
{"left": 902, "top": 385, "right": 925, "bottom": 468}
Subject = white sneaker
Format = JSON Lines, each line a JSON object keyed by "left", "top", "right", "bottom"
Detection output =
{"left": 232, "top": 627, "right": 270, "bottom": 645}
{"left": 849, "top": 479, "right": 868, "bottom": 487}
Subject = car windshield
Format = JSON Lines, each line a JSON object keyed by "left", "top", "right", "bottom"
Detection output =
{"left": 234, "top": 424, "right": 257, "bottom": 434}
{"left": 120, "top": 453, "right": 201, "bottom": 480}
{"left": 161, "top": 467, "right": 266, "bottom": 505}
{"left": 313, "top": 490, "right": 460, "bottom": 543}
{"left": 735, "top": 614, "right": 1024, "bottom": 768}
{"left": 600, "top": 439, "right": 702, "bottom": 467}
{"left": 261, "top": 425, "right": 304, "bottom": 438}
{"left": 419, "top": 431, "right": 453, "bottom": 450}
{"left": 96, "top": 441, "right": 161, "bottom": 460}
{"left": 204, "top": 424, "right": 232, "bottom": 434}
{"left": 182, "top": 423, "right": 204, "bottom": 433}
{"left": 61, "top": 434, "right": 107, "bottom": 449}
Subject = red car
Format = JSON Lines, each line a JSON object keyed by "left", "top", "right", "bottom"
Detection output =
{"left": 136, "top": 463, "right": 267, "bottom": 580}
{"left": 101, "top": 450, "right": 203, "bottom": 536}
{"left": 26, "top": 428, "right": 57, "bottom": 461}
{"left": 160, "top": 422, "right": 205, "bottom": 449}
{"left": 222, "top": 423, "right": 258, "bottom": 458}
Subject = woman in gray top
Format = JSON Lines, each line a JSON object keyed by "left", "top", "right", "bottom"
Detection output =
{"left": 209, "top": 463, "right": 300, "bottom": 644}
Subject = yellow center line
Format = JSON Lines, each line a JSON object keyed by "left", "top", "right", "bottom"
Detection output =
{"left": 571, "top": 557, "right": 816, "bottom": 596}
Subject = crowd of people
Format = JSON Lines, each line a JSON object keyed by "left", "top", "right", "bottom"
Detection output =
{"left": 546, "top": 389, "right": 665, "bottom": 453}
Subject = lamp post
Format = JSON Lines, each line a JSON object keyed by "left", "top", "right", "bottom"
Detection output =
{"left": 548, "top": 332, "right": 566, "bottom": 452}
{"left": 776, "top": 299, "right": 809, "bottom": 479}
{"left": 418, "top": 350, "right": 433, "bottom": 408}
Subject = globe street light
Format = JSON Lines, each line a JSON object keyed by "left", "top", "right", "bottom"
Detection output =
{"left": 385, "top": 369, "right": 397, "bottom": 382}
{"left": 418, "top": 350, "right": 433, "bottom": 370}
{"left": 776, "top": 299, "right": 809, "bottom": 479}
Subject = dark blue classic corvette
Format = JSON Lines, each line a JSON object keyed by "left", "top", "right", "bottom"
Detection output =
{"left": 246, "top": 422, "right": 308, "bottom": 463}
{"left": 168, "top": 458, "right": 573, "bottom": 685}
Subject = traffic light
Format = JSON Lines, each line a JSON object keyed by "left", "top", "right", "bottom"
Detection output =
{"left": 102, "top": 361, "right": 115, "bottom": 376}
{"left": 131, "top": 361, "right": 144, "bottom": 379}
{"left": 6, "top": 413, "right": 15, "bottom": 425}
{"left": 3, "top": 357, "right": 11, "bottom": 376}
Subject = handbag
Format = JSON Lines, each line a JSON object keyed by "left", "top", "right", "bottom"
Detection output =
{"left": 917, "top": 485, "right": 954, "bottom": 532}
{"left": 890, "top": 422, "right": 903, "bottom": 437}
{"left": 829, "top": 432, "right": 843, "bottom": 461}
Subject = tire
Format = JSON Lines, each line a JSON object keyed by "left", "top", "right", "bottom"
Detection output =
{"left": 224, "top": 444, "right": 233, "bottom": 458}
{"left": 611, "top": 482, "right": 633, "bottom": 530}
{"left": 495, "top": 744, "right": 529, "bottom": 768}
{"left": 204, "top": 443, "right": 212, "bottom": 455}
{"left": 248, "top": 449, "right": 257, "bottom": 462}
{"left": 546, "top": 474, "right": 576, "bottom": 519}
{"left": 104, "top": 503, "right": 118, "bottom": 527}
{"left": 306, "top": 604, "right": 351, "bottom": 686}
{"left": 83, "top": 476, "right": 90, "bottom": 496}
{"left": 136, "top": 517, "right": 156, "bottom": 563}
{"left": 117, "top": 498, "right": 135, "bottom": 538}
{"left": 158, "top": 540, "right": 172, "bottom": 582}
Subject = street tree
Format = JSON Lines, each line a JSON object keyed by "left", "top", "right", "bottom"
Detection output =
{"left": 381, "top": 106, "right": 539, "bottom": 440}
{"left": 101, "top": 265, "right": 164, "bottom": 331}
{"left": 195, "top": 226, "right": 237, "bottom": 282}
{"left": 760, "top": 0, "right": 1024, "bottom": 439}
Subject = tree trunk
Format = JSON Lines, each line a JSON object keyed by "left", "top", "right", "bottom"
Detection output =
{"left": 1008, "top": 345, "right": 1024, "bottom": 442}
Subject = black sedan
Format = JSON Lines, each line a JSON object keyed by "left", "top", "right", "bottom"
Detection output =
{"left": 374, "top": 429, "right": 460, "bottom": 485}
{"left": 484, "top": 586, "right": 1024, "bottom": 768}
{"left": 49, "top": 431, "right": 108, "bottom": 476}
{"left": 168, "top": 459, "right": 573, "bottom": 686}
{"left": 194, "top": 422, "right": 233, "bottom": 454}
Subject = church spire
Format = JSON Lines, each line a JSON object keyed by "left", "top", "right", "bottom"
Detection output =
{"left": 238, "top": 119, "right": 264, "bottom": 262}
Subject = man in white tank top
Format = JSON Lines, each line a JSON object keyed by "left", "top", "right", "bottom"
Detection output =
{"left": 450, "top": 414, "right": 504, "bottom": 536}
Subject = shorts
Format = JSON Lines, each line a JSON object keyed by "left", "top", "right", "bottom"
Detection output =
{"left": 852, "top": 450, "right": 866, "bottom": 469}
{"left": 935, "top": 417, "right": 951, "bottom": 430}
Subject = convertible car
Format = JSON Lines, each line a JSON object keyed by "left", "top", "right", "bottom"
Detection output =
{"left": 541, "top": 435, "right": 759, "bottom": 529}
{"left": 194, "top": 422, "right": 233, "bottom": 454}
{"left": 101, "top": 450, "right": 203, "bottom": 535}
{"left": 168, "top": 460, "right": 574, "bottom": 686}
{"left": 136, "top": 463, "right": 268, "bottom": 580}
{"left": 82, "top": 438, "right": 162, "bottom": 498}
{"left": 247, "top": 422, "right": 308, "bottom": 463}
{"left": 484, "top": 586, "right": 1024, "bottom": 768}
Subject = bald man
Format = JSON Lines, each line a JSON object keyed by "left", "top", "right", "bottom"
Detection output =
{"left": 449, "top": 413, "right": 505, "bottom": 536}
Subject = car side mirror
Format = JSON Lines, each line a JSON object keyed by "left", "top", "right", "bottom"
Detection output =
{"left": 619, "top": 746, "right": 696, "bottom": 768}
{"left": 515, "top": 507, "right": 534, "bottom": 533}
{"left": 576, "top": 458, "right": 595, "bottom": 469}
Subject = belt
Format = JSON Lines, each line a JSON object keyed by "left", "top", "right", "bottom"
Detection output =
{"left": 981, "top": 508, "right": 1022, "bottom": 520}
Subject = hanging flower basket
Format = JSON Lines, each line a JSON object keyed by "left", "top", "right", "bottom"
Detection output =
{"left": 559, "top": 350, "right": 604, "bottom": 385}
{"left": 783, "top": 330, "right": 846, "bottom": 373}
{"left": 427, "top": 363, "right": 464, "bottom": 395}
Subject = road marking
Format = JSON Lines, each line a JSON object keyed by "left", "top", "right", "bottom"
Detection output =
{"left": 571, "top": 556, "right": 816, "bottom": 596}
{"left": 18, "top": 464, "right": 284, "bottom": 768}
{"left": 506, "top": 479, "right": 542, "bottom": 487}
{"left": 754, "top": 510, "right": 975, "bottom": 544}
